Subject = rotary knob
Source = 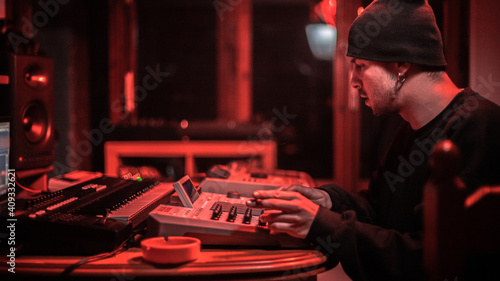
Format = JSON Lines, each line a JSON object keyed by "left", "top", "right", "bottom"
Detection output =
{"left": 226, "top": 191, "right": 241, "bottom": 199}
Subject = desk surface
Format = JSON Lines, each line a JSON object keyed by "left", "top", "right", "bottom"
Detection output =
{"left": 2, "top": 247, "right": 328, "bottom": 280}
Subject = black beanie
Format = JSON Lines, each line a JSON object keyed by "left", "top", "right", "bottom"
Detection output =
{"left": 347, "top": 0, "right": 447, "bottom": 66}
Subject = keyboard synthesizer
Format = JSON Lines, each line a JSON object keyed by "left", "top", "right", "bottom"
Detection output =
{"left": 1, "top": 176, "right": 171, "bottom": 255}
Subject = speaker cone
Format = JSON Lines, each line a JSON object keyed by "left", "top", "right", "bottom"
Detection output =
{"left": 22, "top": 102, "right": 48, "bottom": 144}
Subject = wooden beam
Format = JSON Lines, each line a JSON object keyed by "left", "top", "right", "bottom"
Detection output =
{"left": 108, "top": 0, "right": 137, "bottom": 125}
{"left": 333, "top": 0, "right": 362, "bottom": 191}
{"left": 442, "top": 0, "right": 469, "bottom": 88}
{"left": 216, "top": 0, "right": 253, "bottom": 122}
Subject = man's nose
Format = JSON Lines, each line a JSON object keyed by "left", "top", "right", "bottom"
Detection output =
{"left": 350, "top": 71, "right": 361, "bottom": 89}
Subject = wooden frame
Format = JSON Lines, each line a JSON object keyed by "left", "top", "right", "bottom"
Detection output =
{"left": 104, "top": 140, "right": 277, "bottom": 177}
{"left": 108, "top": 0, "right": 253, "bottom": 125}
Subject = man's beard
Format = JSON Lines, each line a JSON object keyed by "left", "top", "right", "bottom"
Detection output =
{"left": 365, "top": 90, "right": 398, "bottom": 117}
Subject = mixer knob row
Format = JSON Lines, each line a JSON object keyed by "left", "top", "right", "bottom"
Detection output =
{"left": 226, "top": 206, "right": 237, "bottom": 222}
{"left": 211, "top": 204, "right": 223, "bottom": 220}
{"left": 242, "top": 208, "right": 252, "bottom": 224}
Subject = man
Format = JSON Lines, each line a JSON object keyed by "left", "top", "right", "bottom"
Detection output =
{"left": 246, "top": 0, "right": 500, "bottom": 280}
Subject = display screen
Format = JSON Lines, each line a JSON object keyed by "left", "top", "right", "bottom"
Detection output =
{"left": 0, "top": 122, "right": 10, "bottom": 196}
{"left": 182, "top": 178, "right": 198, "bottom": 203}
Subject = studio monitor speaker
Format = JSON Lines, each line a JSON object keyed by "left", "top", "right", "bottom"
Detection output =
{"left": 6, "top": 53, "right": 55, "bottom": 170}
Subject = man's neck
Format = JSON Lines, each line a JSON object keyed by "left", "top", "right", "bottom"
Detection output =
{"left": 398, "top": 73, "right": 460, "bottom": 130}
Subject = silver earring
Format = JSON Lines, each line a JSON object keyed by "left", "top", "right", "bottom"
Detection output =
{"left": 398, "top": 73, "right": 406, "bottom": 83}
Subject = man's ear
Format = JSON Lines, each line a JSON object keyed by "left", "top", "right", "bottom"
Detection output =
{"left": 397, "top": 62, "right": 411, "bottom": 77}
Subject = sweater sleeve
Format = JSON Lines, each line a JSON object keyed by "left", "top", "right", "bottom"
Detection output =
{"left": 309, "top": 184, "right": 424, "bottom": 281}
{"left": 316, "top": 184, "right": 376, "bottom": 224}
{"left": 305, "top": 206, "right": 424, "bottom": 281}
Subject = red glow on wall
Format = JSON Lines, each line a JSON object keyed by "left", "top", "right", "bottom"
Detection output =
{"left": 314, "top": 0, "right": 337, "bottom": 27}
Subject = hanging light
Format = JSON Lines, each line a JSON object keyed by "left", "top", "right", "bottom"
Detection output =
{"left": 306, "top": 0, "right": 337, "bottom": 61}
{"left": 306, "top": 23, "right": 337, "bottom": 61}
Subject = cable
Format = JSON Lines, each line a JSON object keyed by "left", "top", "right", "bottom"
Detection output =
{"left": 15, "top": 178, "right": 43, "bottom": 194}
{"left": 59, "top": 230, "right": 141, "bottom": 278}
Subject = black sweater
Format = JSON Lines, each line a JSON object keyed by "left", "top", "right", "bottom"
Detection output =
{"left": 306, "top": 89, "right": 500, "bottom": 281}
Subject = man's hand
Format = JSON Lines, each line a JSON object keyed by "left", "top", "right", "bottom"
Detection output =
{"left": 246, "top": 188, "right": 320, "bottom": 239}
{"left": 283, "top": 185, "right": 332, "bottom": 209}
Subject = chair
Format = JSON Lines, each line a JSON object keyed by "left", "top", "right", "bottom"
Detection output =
{"left": 423, "top": 140, "right": 500, "bottom": 280}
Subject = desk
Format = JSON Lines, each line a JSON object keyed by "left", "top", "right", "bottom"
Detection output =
{"left": 2, "top": 247, "right": 328, "bottom": 280}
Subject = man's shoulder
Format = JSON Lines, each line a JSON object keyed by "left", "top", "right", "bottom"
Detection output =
{"left": 449, "top": 88, "right": 500, "bottom": 123}
{"left": 460, "top": 88, "right": 500, "bottom": 112}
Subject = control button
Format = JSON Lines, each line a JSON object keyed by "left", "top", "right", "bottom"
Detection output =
{"left": 226, "top": 191, "right": 241, "bottom": 199}
{"left": 250, "top": 172, "right": 268, "bottom": 179}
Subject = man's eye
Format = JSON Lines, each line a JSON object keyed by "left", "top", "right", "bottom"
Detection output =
{"left": 351, "top": 62, "right": 363, "bottom": 69}
{"left": 350, "top": 61, "right": 365, "bottom": 70}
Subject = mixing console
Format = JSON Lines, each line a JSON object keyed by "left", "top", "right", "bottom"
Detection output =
{"left": 201, "top": 163, "right": 315, "bottom": 197}
{"left": 147, "top": 176, "right": 308, "bottom": 248}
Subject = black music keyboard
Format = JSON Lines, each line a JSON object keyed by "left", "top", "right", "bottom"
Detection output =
{"left": 1, "top": 176, "right": 171, "bottom": 256}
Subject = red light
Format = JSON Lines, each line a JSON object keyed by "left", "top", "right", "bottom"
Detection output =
{"left": 25, "top": 73, "right": 48, "bottom": 87}
{"left": 357, "top": 7, "right": 364, "bottom": 16}
{"left": 33, "top": 75, "right": 46, "bottom": 82}
{"left": 314, "top": 0, "right": 337, "bottom": 27}
{"left": 180, "top": 120, "right": 189, "bottom": 129}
